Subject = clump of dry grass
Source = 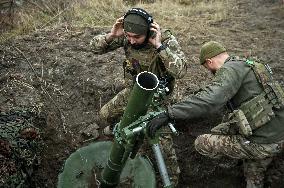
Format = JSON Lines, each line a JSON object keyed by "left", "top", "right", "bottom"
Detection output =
{"left": 0, "top": 0, "right": 231, "bottom": 43}
{"left": 70, "top": 0, "right": 128, "bottom": 27}
{"left": 136, "top": 0, "right": 231, "bottom": 32}
{"left": 0, "top": 0, "right": 128, "bottom": 42}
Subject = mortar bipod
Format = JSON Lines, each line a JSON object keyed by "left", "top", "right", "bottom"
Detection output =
{"left": 120, "top": 115, "right": 178, "bottom": 188}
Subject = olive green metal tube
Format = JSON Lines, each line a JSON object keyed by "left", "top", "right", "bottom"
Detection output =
{"left": 101, "top": 71, "right": 159, "bottom": 187}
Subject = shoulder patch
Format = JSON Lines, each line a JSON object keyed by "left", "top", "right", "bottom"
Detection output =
{"left": 245, "top": 59, "right": 254, "bottom": 66}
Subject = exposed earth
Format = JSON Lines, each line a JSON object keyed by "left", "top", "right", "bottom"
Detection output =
{"left": 0, "top": 0, "right": 284, "bottom": 187}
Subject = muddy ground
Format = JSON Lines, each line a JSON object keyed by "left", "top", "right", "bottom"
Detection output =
{"left": 0, "top": 0, "right": 284, "bottom": 187}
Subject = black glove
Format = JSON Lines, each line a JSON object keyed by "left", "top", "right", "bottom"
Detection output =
{"left": 147, "top": 112, "right": 170, "bottom": 138}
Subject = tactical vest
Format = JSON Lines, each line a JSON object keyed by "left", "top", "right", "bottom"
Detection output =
{"left": 236, "top": 59, "right": 284, "bottom": 134}
{"left": 122, "top": 30, "right": 175, "bottom": 92}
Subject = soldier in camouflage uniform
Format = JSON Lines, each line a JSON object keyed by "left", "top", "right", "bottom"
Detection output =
{"left": 90, "top": 8, "right": 187, "bottom": 186}
{"left": 148, "top": 41, "right": 284, "bottom": 188}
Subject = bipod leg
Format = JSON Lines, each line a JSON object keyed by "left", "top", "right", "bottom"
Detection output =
{"left": 152, "top": 143, "right": 173, "bottom": 188}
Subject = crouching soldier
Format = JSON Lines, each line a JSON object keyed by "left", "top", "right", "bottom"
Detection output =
{"left": 148, "top": 41, "right": 284, "bottom": 188}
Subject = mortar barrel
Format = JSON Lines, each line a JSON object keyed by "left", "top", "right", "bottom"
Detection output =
{"left": 101, "top": 71, "right": 159, "bottom": 187}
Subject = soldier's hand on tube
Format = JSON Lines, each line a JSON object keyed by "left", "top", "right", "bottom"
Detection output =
{"left": 147, "top": 112, "right": 170, "bottom": 138}
{"left": 106, "top": 17, "right": 124, "bottom": 42}
{"left": 148, "top": 22, "right": 162, "bottom": 49}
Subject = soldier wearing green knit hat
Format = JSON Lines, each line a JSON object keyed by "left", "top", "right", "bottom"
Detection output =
{"left": 148, "top": 41, "right": 284, "bottom": 188}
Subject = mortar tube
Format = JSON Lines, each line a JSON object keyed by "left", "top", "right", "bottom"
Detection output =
{"left": 101, "top": 72, "right": 159, "bottom": 187}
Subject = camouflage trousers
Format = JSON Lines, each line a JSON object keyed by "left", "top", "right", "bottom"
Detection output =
{"left": 99, "top": 88, "right": 131, "bottom": 121}
{"left": 99, "top": 88, "right": 181, "bottom": 186}
{"left": 195, "top": 134, "right": 284, "bottom": 188}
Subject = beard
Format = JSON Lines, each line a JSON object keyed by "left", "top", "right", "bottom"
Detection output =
{"left": 130, "top": 41, "right": 148, "bottom": 50}
{"left": 128, "top": 34, "right": 150, "bottom": 50}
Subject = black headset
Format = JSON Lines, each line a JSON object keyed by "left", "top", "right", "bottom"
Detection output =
{"left": 123, "top": 8, "right": 153, "bottom": 32}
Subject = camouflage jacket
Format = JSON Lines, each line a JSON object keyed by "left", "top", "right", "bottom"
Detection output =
{"left": 90, "top": 30, "right": 187, "bottom": 84}
{"left": 168, "top": 57, "right": 284, "bottom": 144}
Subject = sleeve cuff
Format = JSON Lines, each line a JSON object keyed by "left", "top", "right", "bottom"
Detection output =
{"left": 167, "top": 105, "right": 175, "bottom": 119}
{"left": 156, "top": 44, "right": 167, "bottom": 53}
{"left": 158, "top": 46, "right": 170, "bottom": 58}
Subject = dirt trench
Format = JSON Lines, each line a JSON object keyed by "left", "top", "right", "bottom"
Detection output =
{"left": 0, "top": 0, "right": 284, "bottom": 187}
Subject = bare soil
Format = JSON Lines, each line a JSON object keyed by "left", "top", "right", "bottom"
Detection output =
{"left": 0, "top": 0, "right": 283, "bottom": 187}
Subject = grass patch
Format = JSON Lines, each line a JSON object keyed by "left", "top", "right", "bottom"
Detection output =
{"left": 70, "top": 0, "right": 128, "bottom": 27}
{"left": 0, "top": 0, "right": 232, "bottom": 43}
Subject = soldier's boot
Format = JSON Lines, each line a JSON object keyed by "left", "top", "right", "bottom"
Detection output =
{"left": 99, "top": 88, "right": 131, "bottom": 135}
{"left": 244, "top": 158, "right": 273, "bottom": 188}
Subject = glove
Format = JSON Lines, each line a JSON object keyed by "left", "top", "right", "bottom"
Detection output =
{"left": 147, "top": 112, "right": 170, "bottom": 138}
